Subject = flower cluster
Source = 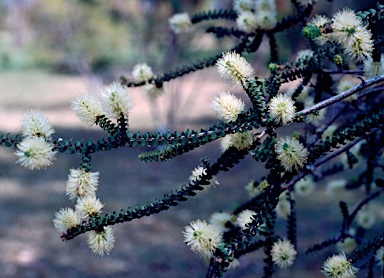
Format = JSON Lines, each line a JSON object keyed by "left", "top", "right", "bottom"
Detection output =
{"left": 268, "top": 94, "right": 296, "bottom": 126}
{"left": 15, "top": 111, "right": 57, "bottom": 170}
{"left": 169, "top": 12, "right": 193, "bottom": 34}
{"left": 183, "top": 220, "right": 223, "bottom": 257}
{"left": 211, "top": 91, "right": 245, "bottom": 123}
{"left": 307, "top": 8, "right": 374, "bottom": 62}
{"left": 271, "top": 239, "right": 297, "bottom": 269}
{"left": 321, "top": 253, "right": 359, "bottom": 278}
{"left": 216, "top": 51, "right": 255, "bottom": 88}
{"left": 235, "top": 0, "right": 277, "bottom": 32}
{"left": 275, "top": 137, "right": 309, "bottom": 172}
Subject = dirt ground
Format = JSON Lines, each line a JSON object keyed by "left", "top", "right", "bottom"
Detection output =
{"left": 0, "top": 69, "right": 382, "bottom": 277}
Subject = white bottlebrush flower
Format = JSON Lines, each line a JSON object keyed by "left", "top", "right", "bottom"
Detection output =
{"left": 15, "top": 136, "right": 56, "bottom": 170}
{"left": 356, "top": 209, "right": 376, "bottom": 229}
{"left": 71, "top": 93, "right": 105, "bottom": 126}
{"left": 189, "top": 166, "right": 219, "bottom": 189}
{"left": 276, "top": 192, "right": 291, "bottom": 219}
{"left": 254, "top": 9, "right": 277, "bottom": 30}
{"left": 144, "top": 82, "right": 166, "bottom": 99}
{"left": 331, "top": 8, "right": 364, "bottom": 43}
{"left": 87, "top": 226, "right": 115, "bottom": 256}
{"left": 101, "top": 82, "right": 134, "bottom": 119}
{"left": 75, "top": 196, "right": 104, "bottom": 219}
{"left": 375, "top": 247, "right": 384, "bottom": 269}
{"left": 308, "top": 15, "right": 331, "bottom": 45}
{"left": 294, "top": 176, "right": 315, "bottom": 196}
{"left": 321, "top": 253, "right": 359, "bottom": 278}
{"left": 268, "top": 94, "right": 296, "bottom": 126}
{"left": 326, "top": 179, "right": 347, "bottom": 197}
{"left": 245, "top": 180, "right": 261, "bottom": 197}
{"left": 183, "top": 219, "right": 223, "bottom": 257}
{"left": 211, "top": 91, "right": 245, "bottom": 123}
{"left": 66, "top": 169, "right": 100, "bottom": 200}
{"left": 235, "top": 209, "right": 256, "bottom": 230}
{"left": 229, "top": 131, "right": 254, "bottom": 150}
{"left": 209, "top": 212, "right": 231, "bottom": 232}
{"left": 364, "top": 54, "right": 384, "bottom": 78}
{"left": 216, "top": 51, "right": 255, "bottom": 87}
{"left": 275, "top": 137, "right": 308, "bottom": 172}
{"left": 331, "top": 8, "right": 373, "bottom": 62}
{"left": 132, "top": 63, "right": 154, "bottom": 83}
{"left": 271, "top": 239, "right": 297, "bottom": 269}
{"left": 233, "top": 0, "right": 254, "bottom": 13}
{"left": 21, "top": 110, "right": 55, "bottom": 139}
{"left": 169, "top": 12, "right": 193, "bottom": 34}
{"left": 220, "top": 135, "right": 233, "bottom": 152}
{"left": 236, "top": 11, "right": 258, "bottom": 33}
{"left": 337, "top": 237, "right": 357, "bottom": 254}
{"left": 342, "top": 29, "right": 374, "bottom": 62}
{"left": 53, "top": 207, "right": 80, "bottom": 233}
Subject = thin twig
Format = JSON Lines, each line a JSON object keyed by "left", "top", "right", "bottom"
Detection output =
{"left": 298, "top": 74, "right": 384, "bottom": 116}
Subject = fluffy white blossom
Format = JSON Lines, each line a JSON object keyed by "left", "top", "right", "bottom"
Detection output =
{"left": 271, "top": 239, "right": 297, "bottom": 269}
{"left": 21, "top": 110, "right": 55, "bottom": 139}
{"left": 87, "top": 226, "right": 115, "bottom": 256}
{"left": 229, "top": 131, "right": 254, "bottom": 150}
{"left": 15, "top": 136, "right": 56, "bottom": 170}
{"left": 245, "top": 180, "right": 261, "bottom": 198}
{"left": 183, "top": 219, "right": 223, "bottom": 257}
{"left": 102, "top": 82, "right": 134, "bottom": 119}
{"left": 336, "top": 76, "right": 359, "bottom": 102}
{"left": 233, "top": 0, "right": 254, "bottom": 13}
{"left": 321, "top": 253, "right": 359, "bottom": 278}
{"left": 209, "top": 212, "right": 231, "bottom": 232}
{"left": 268, "top": 94, "right": 296, "bottom": 126}
{"left": 53, "top": 207, "right": 81, "bottom": 233}
{"left": 132, "top": 63, "right": 154, "bottom": 83}
{"left": 331, "top": 8, "right": 373, "bottom": 62}
{"left": 276, "top": 192, "right": 291, "bottom": 219}
{"left": 211, "top": 92, "right": 245, "bottom": 123}
{"left": 216, "top": 51, "right": 255, "bottom": 87}
{"left": 71, "top": 93, "right": 105, "bottom": 126}
{"left": 169, "top": 13, "right": 193, "bottom": 34}
{"left": 364, "top": 54, "right": 384, "bottom": 78}
{"left": 235, "top": 209, "right": 256, "bottom": 230}
{"left": 275, "top": 137, "right": 308, "bottom": 172}
{"left": 75, "top": 196, "right": 104, "bottom": 219}
{"left": 294, "top": 176, "right": 315, "bottom": 196}
{"left": 66, "top": 169, "right": 100, "bottom": 200}
{"left": 236, "top": 11, "right": 258, "bottom": 33}
{"left": 253, "top": 9, "right": 277, "bottom": 30}
{"left": 356, "top": 209, "right": 376, "bottom": 229}
{"left": 308, "top": 15, "right": 331, "bottom": 45}
{"left": 337, "top": 237, "right": 357, "bottom": 254}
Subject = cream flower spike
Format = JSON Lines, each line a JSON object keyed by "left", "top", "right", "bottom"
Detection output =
{"left": 216, "top": 51, "right": 255, "bottom": 88}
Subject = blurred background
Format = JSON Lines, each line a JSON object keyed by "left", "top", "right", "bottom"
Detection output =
{"left": 0, "top": 0, "right": 382, "bottom": 277}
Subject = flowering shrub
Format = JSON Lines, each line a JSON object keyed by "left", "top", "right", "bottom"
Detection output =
{"left": 1, "top": 0, "right": 384, "bottom": 277}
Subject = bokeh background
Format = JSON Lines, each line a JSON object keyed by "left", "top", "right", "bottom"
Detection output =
{"left": 0, "top": 0, "right": 382, "bottom": 277}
